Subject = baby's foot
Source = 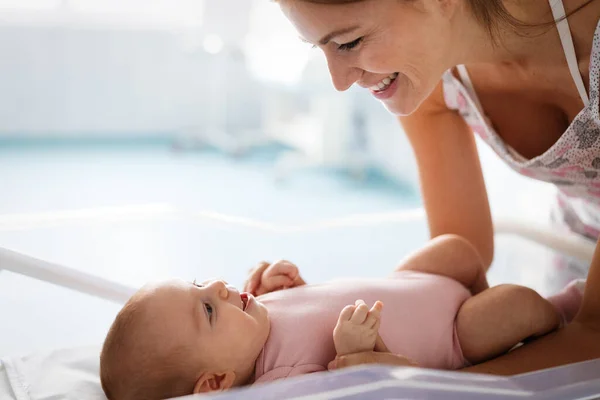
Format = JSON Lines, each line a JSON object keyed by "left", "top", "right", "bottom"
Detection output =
{"left": 546, "top": 279, "right": 586, "bottom": 326}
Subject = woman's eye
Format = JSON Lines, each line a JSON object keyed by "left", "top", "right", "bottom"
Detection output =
{"left": 338, "top": 37, "right": 363, "bottom": 52}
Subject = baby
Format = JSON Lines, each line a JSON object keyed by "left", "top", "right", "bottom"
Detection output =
{"left": 100, "top": 235, "right": 583, "bottom": 400}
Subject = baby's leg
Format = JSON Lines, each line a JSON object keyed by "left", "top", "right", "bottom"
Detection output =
{"left": 456, "top": 284, "right": 561, "bottom": 364}
{"left": 394, "top": 234, "right": 488, "bottom": 294}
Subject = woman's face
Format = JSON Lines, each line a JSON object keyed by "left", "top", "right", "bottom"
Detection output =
{"left": 280, "top": 0, "right": 462, "bottom": 115}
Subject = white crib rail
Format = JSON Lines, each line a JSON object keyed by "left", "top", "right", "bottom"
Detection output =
{"left": 0, "top": 247, "right": 136, "bottom": 304}
{"left": 494, "top": 217, "right": 595, "bottom": 263}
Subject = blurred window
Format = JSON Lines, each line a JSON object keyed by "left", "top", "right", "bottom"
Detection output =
{"left": 0, "top": 0, "right": 204, "bottom": 29}
{"left": 69, "top": 0, "right": 204, "bottom": 28}
{"left": 0, "top": 0, "right": 61, "bottom": 10}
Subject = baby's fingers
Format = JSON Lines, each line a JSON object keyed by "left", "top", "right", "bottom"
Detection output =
{"left": 369, "top": 301, "right": 383, "bottom": 318}
{"left": 350, "top": 300, "right": 369, "bottom": 324}
{"left": 338, "top": 304, "right": 356, "bottom": 322}
{"left": 258, "top": 274, "right": 295, "bottom": 294}
{"left": 264, "top": 260, "right": 299, "bottom": 281}
{"left": 243, "top": 261, "right": 270, "bottom": 294}
{"left": 366, "top": 301, "right": 384, "bottom": 328}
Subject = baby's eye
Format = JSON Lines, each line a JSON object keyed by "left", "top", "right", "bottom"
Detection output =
{"left": 205, "top": 303, "right": 213, "bottom": 317}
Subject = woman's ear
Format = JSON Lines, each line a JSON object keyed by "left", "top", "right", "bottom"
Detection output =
{"left": 193, "top": 371, "right": 236, "bottom": 393}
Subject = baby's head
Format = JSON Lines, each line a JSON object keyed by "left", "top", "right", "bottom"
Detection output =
{"left": 100, "top": 279, "right": 270, "bottom": 400}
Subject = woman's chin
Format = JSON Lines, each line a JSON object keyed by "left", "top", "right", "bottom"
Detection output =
{"left": 381, "top": 95, "right": 420, "bottom": 117}
{"left": 379, "top": 76, "right": 431, "bottom": 116}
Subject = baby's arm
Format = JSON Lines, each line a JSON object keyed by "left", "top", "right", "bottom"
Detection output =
{"left": 456, "top": 284, "right": 561, "bottom": 364}
{"left": 394, "top": 234, "right": 488, "bottom": 294}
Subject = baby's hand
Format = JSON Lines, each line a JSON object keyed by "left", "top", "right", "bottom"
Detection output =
{"left": 243, "top": 260, "right": 306, "bottom": 296}
{"left": 334, "top": 300, "right": 383, "bottom": 356}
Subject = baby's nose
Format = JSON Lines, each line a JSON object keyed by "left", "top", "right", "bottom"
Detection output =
{"left": 211, "top": 280, "right": 229, "bottom": 299}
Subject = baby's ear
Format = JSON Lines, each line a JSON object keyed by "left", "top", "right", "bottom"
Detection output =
{"left": 193, "top": 371, "right": 236, "bottom": 393}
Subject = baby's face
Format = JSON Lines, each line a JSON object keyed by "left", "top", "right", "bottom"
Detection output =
{"left": 142, "top": 278, "right": 270, "bottom": 376}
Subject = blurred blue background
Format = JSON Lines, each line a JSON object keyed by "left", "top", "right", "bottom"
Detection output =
{"left": 0, "top": 0, "right": 563, "bottom": 357}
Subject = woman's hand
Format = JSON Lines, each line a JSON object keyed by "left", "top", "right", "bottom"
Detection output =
{"left": 328, "top": 351, "right": 419, "bottom": 370}
{"left": 334, "top": 300, "right": 383, "bottom": 356}
{"left": 243, "top": 260, "right": 306, "bottom": 296}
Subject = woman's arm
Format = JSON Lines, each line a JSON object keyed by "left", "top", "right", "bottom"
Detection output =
{"left": 400, "top": 81, "right": 494, "bottom": 269}
{"left": 328, "top": 351, "right": 419, "bottom": 370}
{"left": 577, "top": 242, "right": 600, "bottom": 328}
{"left": 459, "top": 322, "right": 600, "bottom": 375}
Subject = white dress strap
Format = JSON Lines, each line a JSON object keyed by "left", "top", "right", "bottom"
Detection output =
{"left": 456, "top": 64, "right": 484, "bottom": 113}
{"left": 549, "top": 0, "right": 590, "bottom": 106}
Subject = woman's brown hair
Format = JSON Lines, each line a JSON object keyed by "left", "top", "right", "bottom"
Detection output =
{"left": 289, "top": 0, "right": 596, "bottom": 40}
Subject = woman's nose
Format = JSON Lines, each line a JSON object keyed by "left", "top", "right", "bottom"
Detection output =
{"left": 326, "top": 56, "right": 361, "bottom": 92}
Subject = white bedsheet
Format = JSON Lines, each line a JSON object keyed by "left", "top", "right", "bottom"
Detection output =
{"left": 0, "top": 346, "right": 105, "bottom": 400}
{"left": 1, "top": 345, "right": 599, "bottom": 400}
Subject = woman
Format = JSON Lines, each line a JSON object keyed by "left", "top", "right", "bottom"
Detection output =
{"left": 270, "top": 0, "right": 600, "bottom": 374}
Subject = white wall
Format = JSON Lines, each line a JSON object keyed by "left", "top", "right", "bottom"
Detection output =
{"left": 0, "top": 25, "right": 263, "bottom": 137}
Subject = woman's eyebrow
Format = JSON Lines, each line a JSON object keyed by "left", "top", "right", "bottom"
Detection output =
{"left": 300, "top": 25, "right": 360, "bottom": 46}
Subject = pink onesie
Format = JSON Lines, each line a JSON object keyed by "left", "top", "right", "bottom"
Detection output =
{"left": 253, "top": 271, "right": 471, "bottom": 383}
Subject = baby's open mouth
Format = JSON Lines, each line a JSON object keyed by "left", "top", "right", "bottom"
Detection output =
{"left": 241, "top": 293, "right": 249, "bottom": 311}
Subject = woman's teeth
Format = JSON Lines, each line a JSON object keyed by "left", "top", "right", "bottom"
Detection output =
{"left": 370, "top": 72, "right": 398, "bottom": 92}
